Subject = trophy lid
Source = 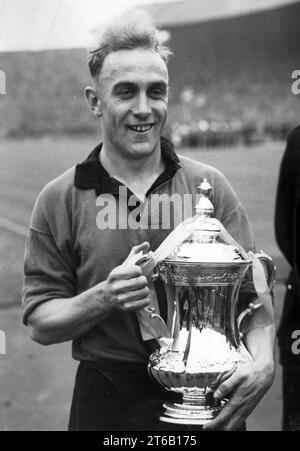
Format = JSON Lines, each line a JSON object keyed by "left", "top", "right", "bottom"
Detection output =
{"left": 165, "top": 179, "right": 247, "bottom": 264}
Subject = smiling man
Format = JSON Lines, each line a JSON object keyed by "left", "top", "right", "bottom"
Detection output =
{"left": 89, "top": 47, "right": 169, "bottom": 159}
{"left": 22, "top": 9, "right": 275, "bottom": 431}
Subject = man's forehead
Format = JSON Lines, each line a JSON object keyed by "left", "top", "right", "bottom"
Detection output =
{"left": 99, "top": 48, "right": 169, "bottom": 85}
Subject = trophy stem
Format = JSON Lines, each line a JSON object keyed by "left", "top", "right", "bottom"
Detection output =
{"left": 160, "top": 390, "right": 222, "bottom": 426}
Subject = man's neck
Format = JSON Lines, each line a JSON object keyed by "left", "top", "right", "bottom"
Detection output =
{"left": 99, "top": 143, "right": 165, "bottom": 199}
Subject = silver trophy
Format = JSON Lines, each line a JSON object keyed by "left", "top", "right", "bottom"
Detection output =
{"left": 138, "top": 179, "right": 276, "bottom": 426}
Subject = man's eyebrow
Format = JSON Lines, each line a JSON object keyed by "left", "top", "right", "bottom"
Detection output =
{"left": 112, "top": 82, "right": 136, "bottom": 92}
{"left": 112, "top": 80, "right": 169, "bottom": 91}
{"left": 149, "top": 81, "right": 168, "bottom": 90}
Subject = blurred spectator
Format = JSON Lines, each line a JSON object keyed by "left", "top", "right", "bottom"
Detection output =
{"left": 275, "top": 126, "right": 300, "bottom": 431}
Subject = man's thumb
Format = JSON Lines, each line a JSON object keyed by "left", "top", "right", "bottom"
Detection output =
{"left": 123, "top": 242, "right": 150, "bottom": 266}
{"left": 130, "top": 242, "right": 150, "bottom": 256}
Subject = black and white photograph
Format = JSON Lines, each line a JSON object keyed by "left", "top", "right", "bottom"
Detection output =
{"left": 0, "top": 0, "right": 300, "bottom": 433}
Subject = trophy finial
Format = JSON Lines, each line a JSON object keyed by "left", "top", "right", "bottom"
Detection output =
{"left": 198, "top": 178, "right": 212, "bottom": 195}
{"left": 196, "top": 178, "right": 214, "bottom": 217}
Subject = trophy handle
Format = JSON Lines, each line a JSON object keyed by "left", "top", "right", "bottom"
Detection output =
{"left": 136, "top": 254, "right": 169, "bottom": 341}
{"left": 237, "top": 251, "right": 276, "bottom": 337}
{"left": 137, "top": 306, "right": 169, "bottom": 339}
{"left": 250, "top": 250, "right": 277, "bottom": 293}
{"left": 237, "top": 302, "right": 262, "bottom": 338}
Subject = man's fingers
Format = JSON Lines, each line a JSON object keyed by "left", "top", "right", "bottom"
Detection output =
{"left": 210, "top": 365, "right": 237, "bottom": 390}
{"left": 203, "top": 385, "right": 260, "bottom": 431}
{"left": 119, "top": 297, "right": 151, "bottom": 311}
{"left": 204, "top": 367, "right": 264, "bottom": 430}
{"left": 106, "top": 261, "right": 150, "bottom": 312}
{"left": 113, "top": 276, "right": 148, "bottom": 294}
{"left": 213, "top": 365, "right": 249, "bottom": 400}
{"left": 213, "top": 378, "right": 237, "bottom": 401}
{"left": 118, "top": 287, "right": 150, "bottom": 303}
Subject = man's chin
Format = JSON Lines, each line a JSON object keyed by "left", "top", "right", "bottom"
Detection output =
{"left": 128, "top": 142, "right": 159, "bottom": 159}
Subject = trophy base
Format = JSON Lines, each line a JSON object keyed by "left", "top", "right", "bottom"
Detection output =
{"left": 160, "top": 393, "right": 223, "bottom": 426}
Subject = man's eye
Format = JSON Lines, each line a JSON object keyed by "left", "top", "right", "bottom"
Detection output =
{"left": 150, "top": 88, "right": 166, "bottom": 99}
{"left": 117, "top": 89, "right": 133, "bottom": 98}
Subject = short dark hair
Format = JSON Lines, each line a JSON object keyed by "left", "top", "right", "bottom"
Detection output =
{"left": 88, "top": 9, "right": 172, "bottom": 80}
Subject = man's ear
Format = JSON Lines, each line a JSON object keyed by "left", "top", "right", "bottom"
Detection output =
{"left": 85, "top": 86, "right": 102, "bottom": 117}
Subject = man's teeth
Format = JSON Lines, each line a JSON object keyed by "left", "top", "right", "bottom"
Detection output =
{"left": 129, "top": 124, "right": 153, "bottom": 132}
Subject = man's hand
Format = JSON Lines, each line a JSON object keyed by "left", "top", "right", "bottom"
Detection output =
{"left": 27, "top": 242, "right": 152, "bottom": 345}
{"left": 103, "top": 242, "right": 151, "bottom": 312}
{"left": 203, "top": 353, "right": 275, "bottom": 431}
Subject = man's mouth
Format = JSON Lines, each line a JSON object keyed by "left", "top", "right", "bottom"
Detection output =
{"left": 127, "top": 124, "right": 154, "bottom": 133}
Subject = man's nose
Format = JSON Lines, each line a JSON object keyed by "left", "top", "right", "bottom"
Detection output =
{"left": 132, "top": 93, "right": 151, "bottom": 117}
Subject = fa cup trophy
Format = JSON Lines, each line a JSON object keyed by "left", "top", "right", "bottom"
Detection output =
{"left": 137, "top": 179, "right": 275, "bottom": 426}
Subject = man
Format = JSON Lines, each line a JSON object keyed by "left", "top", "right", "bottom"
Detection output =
{"left": 22, "top": 9, "right": 275, "bottom": 431}
{"left": 275, "top": 126, "right": 300, "bottom": 431}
